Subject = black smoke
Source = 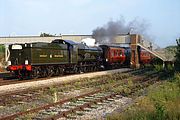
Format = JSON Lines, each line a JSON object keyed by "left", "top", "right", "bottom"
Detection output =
{"left": 92, "top": 17, "right": 150, "bottom": 44}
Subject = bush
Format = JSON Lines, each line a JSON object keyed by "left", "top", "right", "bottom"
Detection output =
{"left": 154, "top": 64, "right": 163, "bottom": 72}
{"left": 0, "top": 45, "right": 5, "bottom": 53}
{"left": 175, "top": 38, "right": 180, "bottom": 71}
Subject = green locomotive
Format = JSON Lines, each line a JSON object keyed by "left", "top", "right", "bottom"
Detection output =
{"left": 7, "top": 39, "right": 103, "bottom": 79}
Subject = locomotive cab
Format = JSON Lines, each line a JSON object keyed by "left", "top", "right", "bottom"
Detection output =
{"left": 52, "top": 39, "right": 78, "bottom": 64}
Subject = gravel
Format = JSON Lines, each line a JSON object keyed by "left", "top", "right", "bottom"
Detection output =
{"left": 57, "top": 96, "right": 133, "bottom": 120}
{"left": 0, "top": 68, "right": 131, "bottom": 95}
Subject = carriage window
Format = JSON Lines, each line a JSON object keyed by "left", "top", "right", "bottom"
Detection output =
{"left": 119, "top": 50, "right": 122, "bottom": 56}
{"left": 12, "top": 45, "right": 22, "bottom": 50}
{"left": 111, "top": 51, "right": 114, "bottom": 56}
{"left": 115, "top": 50, "right": 118, "bottom": 56}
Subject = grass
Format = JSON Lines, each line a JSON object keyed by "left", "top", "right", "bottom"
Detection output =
{"left": 0, "top": 45, "right": 5, "bottom": 60}
{"left": 0, "top": 45, "right": 5, "bottom": 71}
{"left": 106, "top": 72, "right": 180, "bottom": 120}
{"left": 0, "top": 49, "right": 5, "bottom": 71}
{"left": 0, "top": 45, "right": 5, "bottom": 53}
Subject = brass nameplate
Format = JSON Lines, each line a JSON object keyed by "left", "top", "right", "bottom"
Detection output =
{"left": 54, "top": 55, "right": 63, "bottom": 58}
{"left": 40, "top": 55, "right": 47, "bottom": 57}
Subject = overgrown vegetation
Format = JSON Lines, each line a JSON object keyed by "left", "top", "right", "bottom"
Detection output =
{"left": 107, "top": 72, "right": 180, "bottom": 120}
{"left": 40, "top": 33, "right": 56, "bottom": 37}
{"left": 175, "top": 38, "right": 180, "bottom": 71}
{"left": 0, "top": 44, "right": 5, "bottom": 58}
{"left": 0, "top": 45, "right": 5, "bottom": 52}
{"left": 0, "top": 45, "right": 5, "bottom": 71}
{"left": 165, "top": 45, "right": 177, "bottom": 55}
{"left": 164, "top": 45, "right": 177, "bottom": 61}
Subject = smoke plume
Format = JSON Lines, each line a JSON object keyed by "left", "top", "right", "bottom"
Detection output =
{"left": 92, "top": 17, "right": 151, "bottom": 44}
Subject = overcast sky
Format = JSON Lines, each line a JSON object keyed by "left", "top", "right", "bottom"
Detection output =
{"left": 0, "top": 0, "right": 180, "bottom": 47}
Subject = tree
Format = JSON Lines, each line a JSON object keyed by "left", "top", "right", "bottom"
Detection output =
{"left": 40, "top": 33, "right": 55, "bottom": 37}
{"left": 175, "top": 38, "right": 180, "bottom": 71}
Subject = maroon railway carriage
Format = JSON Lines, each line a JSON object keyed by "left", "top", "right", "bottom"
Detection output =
{"left": 99, "top": 45, "right": 153, "bottom": 68}
{"left": 99, "top": 45, "right": 127, "bottom": 69}
{"left": 139, "top": 48, "right": 153, "bottom": 65}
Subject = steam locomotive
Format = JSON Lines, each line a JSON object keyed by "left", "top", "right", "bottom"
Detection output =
{"left": 7, "top": 39, "right": 153, "bottom": 79}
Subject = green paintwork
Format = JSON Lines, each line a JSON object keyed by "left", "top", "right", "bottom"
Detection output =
{"left": 9, "top": 39, "right": 103, "bottom": 66}
{"left": 9, "top": 42, "right": 70, "bottom": 65}
{"left": 77, "top": 42, "right": 102, "bottom": 62}
{"left": 78, "top": 49, "right": 102, "bottom": 62}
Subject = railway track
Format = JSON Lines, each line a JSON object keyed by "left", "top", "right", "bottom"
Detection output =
{"left": 0, "top": 68, "right": 163, "bottom": 120}
{"left": 0, "top": 68, "right": 141, "bottom": 107}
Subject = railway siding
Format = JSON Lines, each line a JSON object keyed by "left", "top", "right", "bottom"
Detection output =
{"left": 0, "top": 68, "right": 131, "bottom": 95}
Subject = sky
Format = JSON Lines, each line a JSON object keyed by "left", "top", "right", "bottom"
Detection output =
{"left": 0, "top": 0, "right": 180, "bottom": 47}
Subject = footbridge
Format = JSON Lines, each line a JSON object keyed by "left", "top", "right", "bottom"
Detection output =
{"left": 137, "top": 43, "right": 167, "bottom": 61}
{"left": 129, "top": 34, "right": 173, "bottom": 68}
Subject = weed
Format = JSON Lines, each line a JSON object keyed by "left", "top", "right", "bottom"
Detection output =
{"left": 112, "top": 86, "right": 124, "bottom": 93}
{"left": 123, "top": 87, "right": 131, "bottom": 96}
{"left": 17, "top": 114, "right": 33, "bottom": 120}
{"left": 127, "top": 79, "right": 134, "bottom": 88}
{"left": 173, "top": 73, "right": 180, "bottom": 88}
{"left": 154, "top": 102, "right": 167, "bottom": 120}
{"left": 70, "top": 97, "right": 77, "bottom": 103}
{"left": 154, "top": 64, "right": 164, "bottom": 72}
{"left": 165, "top": 99, "right": 180, "bottom": 119}
{"left": 106, "top": 72, "right": 180, "bottom": 120}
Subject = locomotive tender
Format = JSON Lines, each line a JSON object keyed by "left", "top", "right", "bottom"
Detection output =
{"left": 7, "top": 39, "right": 153, "bottom": 79}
